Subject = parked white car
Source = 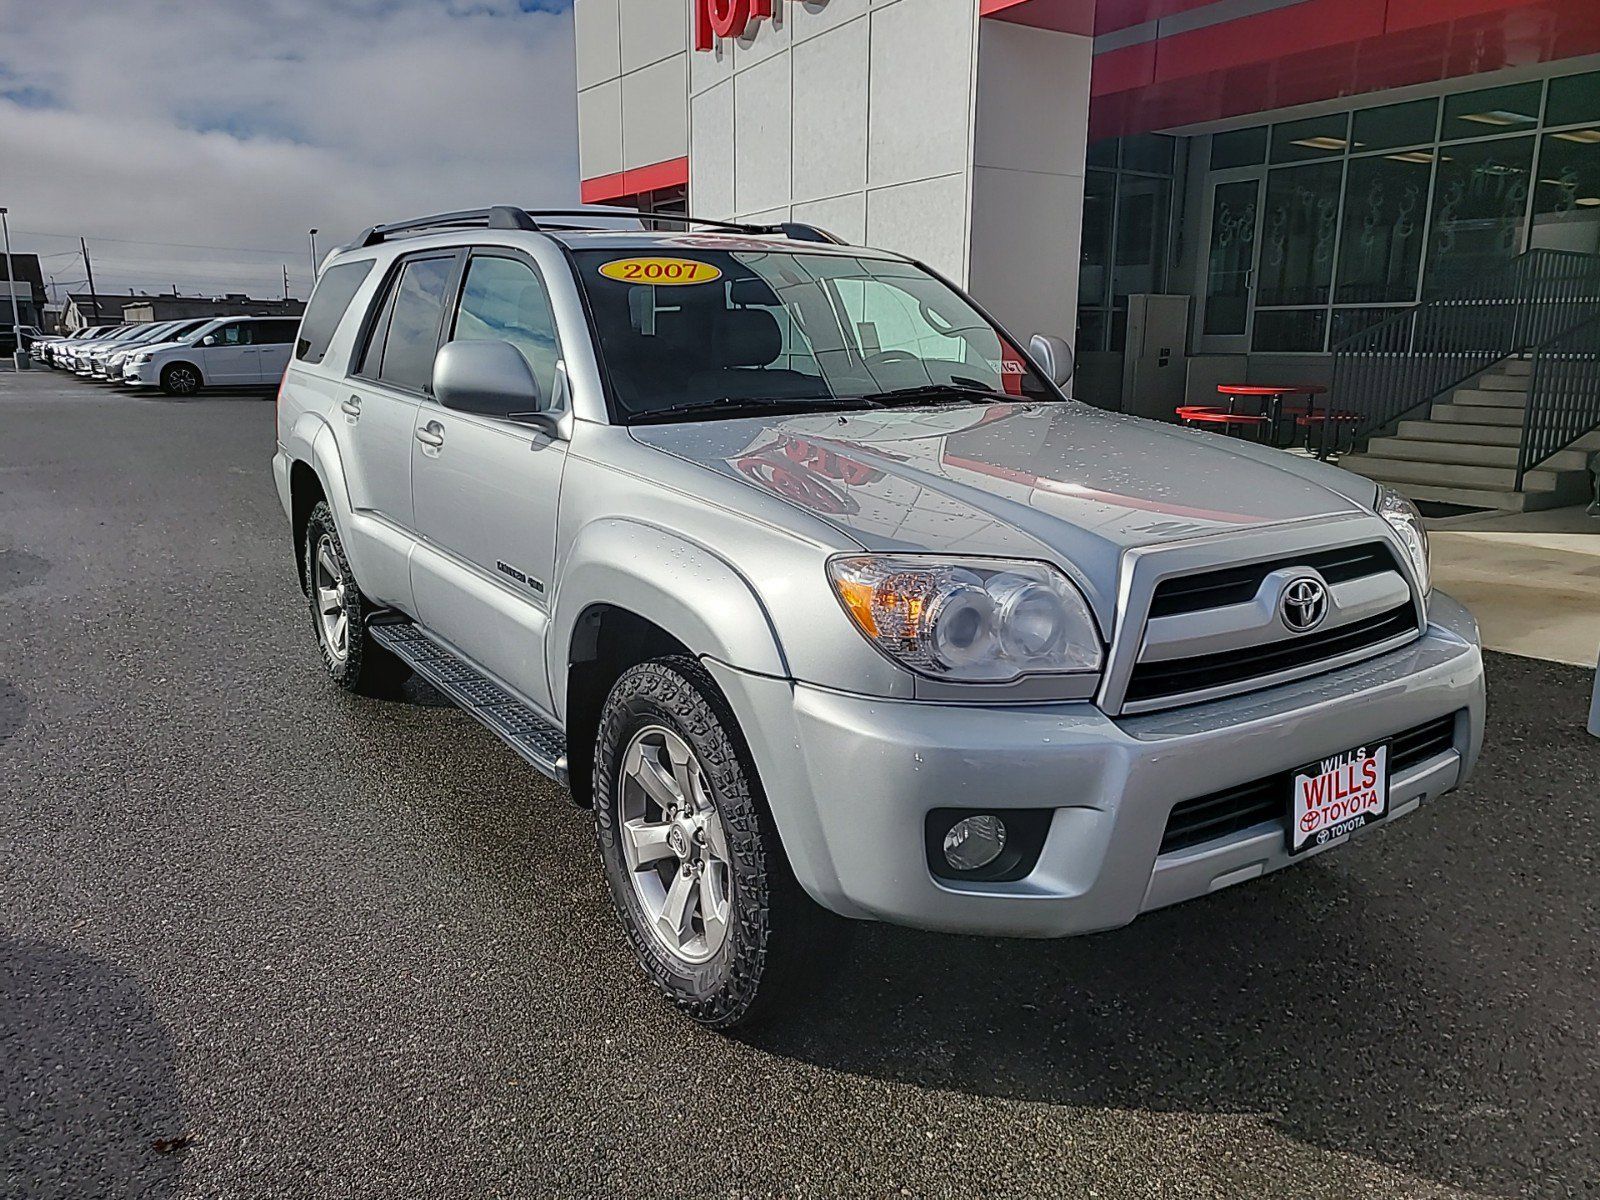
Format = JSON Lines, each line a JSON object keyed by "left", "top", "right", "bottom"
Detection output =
{"left": 123, "top": 316, "right": 300, "bottom": 395}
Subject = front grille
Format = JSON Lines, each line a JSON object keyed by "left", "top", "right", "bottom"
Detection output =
{"left": 1126, "top": 603, "right": 1418, "bottom": 705}
{"left": 1158, "top": 711, "right": 1462, "bottom": 855}
{"left": 1147, "top": 543, "right": 1399, "bottom": 619}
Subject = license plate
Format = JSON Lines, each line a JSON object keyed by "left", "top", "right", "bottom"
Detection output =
{"left": 1290, "top": 742, "right": 1389, "bottom": 855}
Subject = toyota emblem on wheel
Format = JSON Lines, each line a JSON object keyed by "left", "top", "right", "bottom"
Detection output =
{"left": 1281, "top": 577, "right": 1330, "bottom": 633}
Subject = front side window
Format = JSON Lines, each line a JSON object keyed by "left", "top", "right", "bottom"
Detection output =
{"left": 571, "top": 249, "right": 1055, "bottom": 423}
{"left": 450, "top": 254, "right": 561, "bottom": 410}
{"left": 211, "top": 323, "right": 253, "bottom": 347}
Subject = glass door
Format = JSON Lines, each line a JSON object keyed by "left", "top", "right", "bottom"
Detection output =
{"left": 1198, "top": 173, "right": 1263, "bottom": 353}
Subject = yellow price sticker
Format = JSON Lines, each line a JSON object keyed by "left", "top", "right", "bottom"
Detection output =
{"left": 598, "top": 256, "right": 723, "bottom": 286}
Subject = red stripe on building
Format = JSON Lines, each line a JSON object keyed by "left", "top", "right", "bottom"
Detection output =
{"left": 579, "top": 156, "right": 690, "bottom": 205}
{"left": 980, "top": 0, "right": 1097, "bottom": 36}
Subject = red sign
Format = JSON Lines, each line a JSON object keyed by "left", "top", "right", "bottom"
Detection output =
{"left": 694, "top": 0, "right": 773, "bottom": 50}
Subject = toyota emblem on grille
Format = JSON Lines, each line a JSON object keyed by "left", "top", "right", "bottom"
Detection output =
{"left": 1280, "top": 577, "right": 1329, "bottom": 633}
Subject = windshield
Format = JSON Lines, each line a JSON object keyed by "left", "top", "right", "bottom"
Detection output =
{"left": 571, "top": 248, "right": 1058, "bottom": 423}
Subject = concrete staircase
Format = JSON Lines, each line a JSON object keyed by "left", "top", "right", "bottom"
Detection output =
{"left": 1340, "top": 359, "right": 1599, "bottom": 511}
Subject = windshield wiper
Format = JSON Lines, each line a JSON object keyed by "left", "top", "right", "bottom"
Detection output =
{"left": 868, "top": 383, "right": 1016, "bottom": 407}
{"left": 629, "top": 396, "right": 883, "bottom": 424}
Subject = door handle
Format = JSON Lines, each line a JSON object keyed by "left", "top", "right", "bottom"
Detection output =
{"left": 340, "top": 396, "right": 361, "bottom": 416}
{"left": 415, "top": 422, "right": 445, "bottom": 449}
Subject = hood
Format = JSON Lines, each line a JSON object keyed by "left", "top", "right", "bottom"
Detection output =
{"left": 631, "top": 402, "right": 1379, "bottom": 620}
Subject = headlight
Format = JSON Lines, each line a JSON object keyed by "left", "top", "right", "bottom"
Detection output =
{"left": 1377, "top": 487, "right": 1430, "bottom": 594}
{"left": 132, "top": 352, "right": 153, "bottom": 365}
{"left": 827, "top": 555, "right": 1102, "bottom": 682}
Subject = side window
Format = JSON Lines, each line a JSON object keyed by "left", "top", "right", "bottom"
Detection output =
{"left": 296, "top": 260, "right": 374, "bottom": 363}
{"left": 449, "top": 254, "right": 561, "bottom": 407}
{"left": 212, "top": 322, "right": 251, "bottom": 347}
{"left": 258, "top": 319, "right": 298, "bottom": 345}
{"left": 358, "top": 254, "right": 455, "bottom": 393}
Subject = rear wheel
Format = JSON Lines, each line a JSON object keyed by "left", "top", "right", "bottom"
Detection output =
{"left": 303, "top": 502, "right": 408, "bottom": 695}
{"left": 593, "top": 657, "right": 829, "bottom": 1029}
{"left": 160, "top": 362, "right": 201, "bottom": 396}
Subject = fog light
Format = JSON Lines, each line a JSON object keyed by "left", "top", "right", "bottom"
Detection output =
{"left": 942, "top": 815, "right": 1007, "bottom": 871}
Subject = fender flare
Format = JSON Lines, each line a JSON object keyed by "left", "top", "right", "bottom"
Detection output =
{"left": 548, "top": 518, "right": 789, "bottom": 719}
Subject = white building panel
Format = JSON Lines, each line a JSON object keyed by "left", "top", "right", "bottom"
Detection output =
{"left": 618, "top": 0, "right": 686, "bottom": 74}
{"left": 577, "top": 78, "right": 624, "bottom": 181}
{"left": 732, "top": 51, "right": 793, "bottom": 217}
{"left": 791, "top": 17, "right": 870, "bottom": 204}
{"left": 689, "top": 80, "right": 735, "bottom": 217}
{"left": 621, "top": 52, "right": 689, "bottom": 169}
{"left": 574, "top": 0, "right": 621, "bottom": 91}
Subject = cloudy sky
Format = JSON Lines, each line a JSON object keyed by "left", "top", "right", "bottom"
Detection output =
{"left": 0, "top": 0, "right": 577, "bottom": 304}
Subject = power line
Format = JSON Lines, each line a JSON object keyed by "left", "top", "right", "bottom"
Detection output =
{"left": 13, "top": 229, "right": 306, "bottom": 257}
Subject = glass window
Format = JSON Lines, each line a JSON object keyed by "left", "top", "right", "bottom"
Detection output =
{"left": 1271, "top": 114, "right": 1351, "bottom": 163}
{"left": 571, "top": 250, "right": 1055, "bottom": 421}
{"left": 1546, "top": 70, "right": 1600, "bottom": 128}
{"left": 209, "top": 322, "right": 253, "bottom": 346}
{"left": 1352, "top": 99, "right": 1439, "bottom": 153}
{"left": 1336, "top": 152, "right": 1432, "bottom": 303}
{"left": 1424, "top": 136, "right": 1534, "bottom": 296}
{"left": 1079, "top": 169, "right": 1114, "bottom": 314}
{"left": 1203, "top": 179, "right": 1259, "bottom": 336}
{"left": 366, "top": 255, "right": 456, "bottom": 393}
{"left": 450, "top": 254, "right": 562, "bottom": 409}
{"left": 1442, "top": 82, "right": 1542, "bottom": 141}
{"left": 1258, "top": 161, "right": 1343, "bottom": 306}
{"left": 256, "top": 319, "right": 300, "bottom": 345}
{"left": 1331, "top": 307, "right": 1402, "bottom": 346}
{"left": 296, "top": 260, "right": 374, "bottom": 363}
{"left": 1111, "top": 174, "right": 1170, "bottom": 302}
{"left": 1121, "top": 134, "right": 1175, "bottom": 175}
{"left": 1252, "top": 309, "right": 1327, "bottom": 352}
{"left": 1076, "top": 308, "right": 1107, "bottom": 355}
{"left": 1087, "top": 139, "right": 1118, "bottom": 169}
{"left": 1211, "top": 127, "right": 1267, "bottom": 170}
{"left": 1531, "top": 127, "right": 1600, "bottom": 253}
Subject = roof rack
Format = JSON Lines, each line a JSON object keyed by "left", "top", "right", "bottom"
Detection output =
{"left": 349, "top": 206, "right": 846, "bottom": 248}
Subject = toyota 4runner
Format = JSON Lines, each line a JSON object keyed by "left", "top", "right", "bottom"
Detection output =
{"left": 275, "top": 207, "right": 1485, "bottom": 1028}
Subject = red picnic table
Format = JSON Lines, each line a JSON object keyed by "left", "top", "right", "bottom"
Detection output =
{"left": 1179, "top": 383, "right": 1355, "bottom": 456}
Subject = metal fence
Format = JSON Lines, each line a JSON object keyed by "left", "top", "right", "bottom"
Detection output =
{"left": 1329, "top": 249, "right": 1600, "bottom": 457}
{"left": 1520, "top": 310, "right": 1600, "bottom": 487}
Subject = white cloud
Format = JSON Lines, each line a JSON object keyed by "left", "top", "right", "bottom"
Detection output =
{"left": 0, "top": 0, "right": 578, "bottom": 301}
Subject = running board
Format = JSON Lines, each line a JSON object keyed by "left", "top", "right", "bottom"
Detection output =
{"left": 369, "top": 621, "right": 569, "bottom": 788}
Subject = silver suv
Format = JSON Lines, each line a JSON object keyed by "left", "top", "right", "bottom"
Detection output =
{"left": 275, "top": 207, "right": 1484, "bottom": 1028}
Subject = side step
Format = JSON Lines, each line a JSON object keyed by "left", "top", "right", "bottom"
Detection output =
{"left": 370, "top": 621, "right": 569, "bottom": 787}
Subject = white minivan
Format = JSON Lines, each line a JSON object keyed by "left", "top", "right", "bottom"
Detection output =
{"left": 123, "top": 315, "right": 300, "bottom": 395}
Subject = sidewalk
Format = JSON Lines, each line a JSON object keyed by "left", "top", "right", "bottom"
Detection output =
{"left": 1428, "top": 504, "right": 1600, "bottom": 667}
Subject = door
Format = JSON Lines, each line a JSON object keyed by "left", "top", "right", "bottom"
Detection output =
{"left": 196, "top": 320, "right": 260, "bottom": 384}
{"left": 252, "top": 318, "right": 299, "bottom": 387}
{"left": 1197, "top": 174, "right": 1264, "bottom": 354}
{"left": 336, "top": 250, "right": 461, "bottom": 612}
{"left": 410, "top": 250, "right": 568, "bottom": 713}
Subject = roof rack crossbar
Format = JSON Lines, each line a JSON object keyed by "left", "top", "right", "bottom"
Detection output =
{"left": 348, "top": 206, "right": 848, "bottom": 249}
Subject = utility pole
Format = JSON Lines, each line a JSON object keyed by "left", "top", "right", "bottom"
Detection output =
{"left": 80, "top": 237, "right": 99, "bottom": 328}
{"left": 308, "top": 229, "right": 319, "bottom": 277}
{"left": 1, "top": 208, "right": 27, "bottom": 369}
{"left": 283, "top": 264, "right": 290, "bottom": 301}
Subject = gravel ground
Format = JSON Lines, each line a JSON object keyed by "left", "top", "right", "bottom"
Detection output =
{"left": 1, "top": 368, "right": 1595, "bottom": 1199}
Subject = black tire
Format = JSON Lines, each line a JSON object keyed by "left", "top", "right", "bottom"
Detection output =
{"left": 593, "top": 656, "right": 830, "bottom": 1030}
{"left": 160, "top": 362, "right": 202, "bottom": 397}
{"left": 302, "top": 501, "right": 408, "bottom": 696}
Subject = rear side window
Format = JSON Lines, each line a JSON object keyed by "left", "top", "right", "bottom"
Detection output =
{"left": 296, "top": 260, "right": 375, "bottom": 364}
{"left": 357, "top": 254, "right": 456, "bottom": 393}
{"left": 257, "top": 319, "right": 299, "bottom": 345}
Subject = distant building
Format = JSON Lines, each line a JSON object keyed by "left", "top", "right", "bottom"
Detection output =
{"left": 65, "top": 292, "right": 306, "bottom": 330}
{"left": 0, "top": 252, "right": 47, "bottom": 329}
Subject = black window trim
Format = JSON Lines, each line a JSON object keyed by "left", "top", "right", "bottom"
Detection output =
{"left": 347, "top": 247, "right": 467, "bottom": 400}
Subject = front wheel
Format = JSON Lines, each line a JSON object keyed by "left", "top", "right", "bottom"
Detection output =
{"left": 160, "top": 362, "right": 202, "bottom": 397}
{"left": 593, "top": 657, "right": 828, "bottom": 1029}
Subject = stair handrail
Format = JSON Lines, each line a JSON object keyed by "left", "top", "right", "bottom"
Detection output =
{"left": 1517, "top": 307, "right": 1600, "bottom": 489}
{"left": 1328, "top": 249, "right": 1600, "bottom": 457}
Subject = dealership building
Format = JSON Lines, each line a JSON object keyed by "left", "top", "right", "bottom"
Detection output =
{"left": 573, "top": 0, "right": 1600, "bottom": 508}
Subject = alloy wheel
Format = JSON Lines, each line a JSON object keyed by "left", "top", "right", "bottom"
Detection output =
{"left": 617, "top": 725, "right": 733, "bottom": 965}
{"left": 313, "top": 535, "right": 350, "bottom": 662}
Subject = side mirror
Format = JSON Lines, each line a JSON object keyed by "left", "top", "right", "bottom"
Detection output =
{"left": 433, "top": 340, "right": 558, "bottom": 436}
{"left": 201, "top": 334, "right": 218, "bottom": 347}
{"left": 1029, "top": 334, "right": 1075, "bottom": 388}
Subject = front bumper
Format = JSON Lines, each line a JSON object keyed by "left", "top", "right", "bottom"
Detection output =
{"left": 123, "top": 360, "right": 158, "bottom": 387}
{"left": 709, "top": 592, "right": 1484, "bottom": 937}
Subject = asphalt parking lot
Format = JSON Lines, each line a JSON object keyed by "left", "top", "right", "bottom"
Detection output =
{"left": 1, "top": 367, "right": 1596, "bottom": 1199}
